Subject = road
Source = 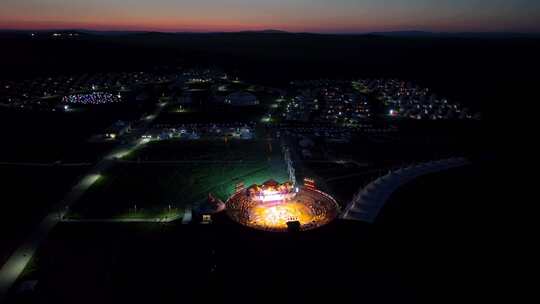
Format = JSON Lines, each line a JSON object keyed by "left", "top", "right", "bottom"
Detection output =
{"left": 117, "top": 159, "right": 259, "bottom": 165}
{"left": 182, "top": 205, "right": 193, "bottom": 224}
{"left": 0, "top": 162, "right": 92, "bottom": 167}
{"left": 0, "top": 102, "right": 167, "bottom": 302}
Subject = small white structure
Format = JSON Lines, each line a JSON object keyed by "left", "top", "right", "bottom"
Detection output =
{"left": 103, "top": 120, "right": 131, "bottom": 139}
{"left": 240, "top": 127, "right": 253, "bottom": 139}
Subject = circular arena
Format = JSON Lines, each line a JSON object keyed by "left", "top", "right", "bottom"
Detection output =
{"left": 226, "top": 180, "right": 339, "bottom": 232}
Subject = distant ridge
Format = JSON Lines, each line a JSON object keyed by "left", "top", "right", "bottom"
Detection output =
{"left": 367, "top": 31, "right": 439, "bottom": 37}
{"left": 1, "top": 28, "right": 539, "bottom": 39}
{"left": 367, "top": 30, "right": 540, "bottom": 38}
{"left": 233, "top": 29, "right": 290, "bottom": 34}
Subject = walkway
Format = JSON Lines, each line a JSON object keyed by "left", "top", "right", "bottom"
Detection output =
{"left": 61, "top": 213, "right": 183, "bottom": 223}
{"left": 0, "top": 102, "right": 168, "bottom": 302}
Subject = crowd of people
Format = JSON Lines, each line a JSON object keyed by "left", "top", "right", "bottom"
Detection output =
{"left": 226, "top": 187, "right": 338, "bottom": 232}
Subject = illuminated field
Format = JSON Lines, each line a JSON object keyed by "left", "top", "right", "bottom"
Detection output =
{"left": 227, "top": 186, "right": 339, "bottom": 232}
{"left": 68, "top": 140, "right": 288, "bottom": 219}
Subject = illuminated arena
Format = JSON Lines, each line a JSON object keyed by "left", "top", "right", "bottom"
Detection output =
{"left": 226, "top": 179, "right": 339, "bottom": 232}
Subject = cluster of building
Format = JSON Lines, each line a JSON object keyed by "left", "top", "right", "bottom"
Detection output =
{"left": 62, "top": 92, "right": 122, "bottom": 105}
{"left": 182, "top": 69, "right": 228, "bottom": 83}
{"left": 282, "top": 83, "right": 370, "bottom": 124}
{"left": 0, "top": 67, "right": 259, "bottom": 111}
{"left": 142, "top": 123, "right": 255, "bottom": 141}
{"left": 164, "top": 69, "right": 260, "bottom": 107}
{"left": 278, "top": 78, "right": 479, "bottom": 123}
{"left": 0, "top": 71, "right": 179, "bottom": 109}
{"left": 354, "top": 79, "right": 479, "bottom": 120}
{"left": 1, "top": 69, "right": 480, "bottom": 122}
{"left": 29, "top": 31, "right": 81, "bottom": 39}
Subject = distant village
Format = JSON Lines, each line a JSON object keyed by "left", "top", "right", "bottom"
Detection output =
{"left": 0, "top": 67, "right": 479, "bottom": 126}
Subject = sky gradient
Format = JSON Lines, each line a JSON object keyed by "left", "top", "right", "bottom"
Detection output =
{"left": 1, "top": 0, "right": 539, "bottom": 33}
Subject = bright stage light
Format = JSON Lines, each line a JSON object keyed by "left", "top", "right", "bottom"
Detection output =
{"left": 254, "top": 193, "right": 284, "bottom": 202}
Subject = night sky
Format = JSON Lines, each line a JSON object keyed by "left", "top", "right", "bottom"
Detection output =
{"left": 1, "top": 0, "right": 539, "bottom": 33}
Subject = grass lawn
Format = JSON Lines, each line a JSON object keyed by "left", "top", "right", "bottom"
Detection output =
{"left": 69, "top": 140, "right": 288, "bottom": 219}
{"left": 126, "top": 139, "right": 272, "bottom": 161}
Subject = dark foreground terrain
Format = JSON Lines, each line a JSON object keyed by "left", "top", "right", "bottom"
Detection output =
{"left": 7, "top": 160, "right": 504, "bottom": 304}
{"left": 0, "top": 31, "right": 517, "bottom": 303}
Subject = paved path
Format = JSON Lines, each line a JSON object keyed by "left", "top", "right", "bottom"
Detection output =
{"left": 117, "top": 160, "right": 257, "bottom": 165}
{"left": 0, "top": 102, "right": 167, "bottom": 302}
{"left": 61, "top": 214, "right": 183, "bottom": 223}
{"left": 0, "top": 169, "right": 106, "bottom": 301}
{"left": 341, "top": 157, "right": 469, "bottom": 223}
{"left": 182, "top": 205, "right": 193, "bottom": 224}
{"left": 0, "top": 162, "right": 92, "bottom": 167}
{"left": 0, "top": 213, "right": 57, "bottom": 302}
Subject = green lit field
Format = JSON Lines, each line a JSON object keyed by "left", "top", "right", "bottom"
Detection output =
{"left": 68, "top": 140, "right": 288, "bottom": 219}
{"left": 126, "top": 139, "right": 272, "bottom": 161}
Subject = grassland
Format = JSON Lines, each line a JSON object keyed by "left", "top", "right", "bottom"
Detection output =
{"left": 68, "top": 139, "right": 288, "bottom": 219}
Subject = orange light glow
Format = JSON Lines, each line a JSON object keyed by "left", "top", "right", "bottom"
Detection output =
{"left": 250, "top": 202, "right": 313, "bottom": 229}
{"left": 227, "top": 181, "right": 339, "bottom": 232}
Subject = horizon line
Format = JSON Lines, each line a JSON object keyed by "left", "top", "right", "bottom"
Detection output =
{"left": 1, "top": 27, "right": 540, "bottom": 35}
